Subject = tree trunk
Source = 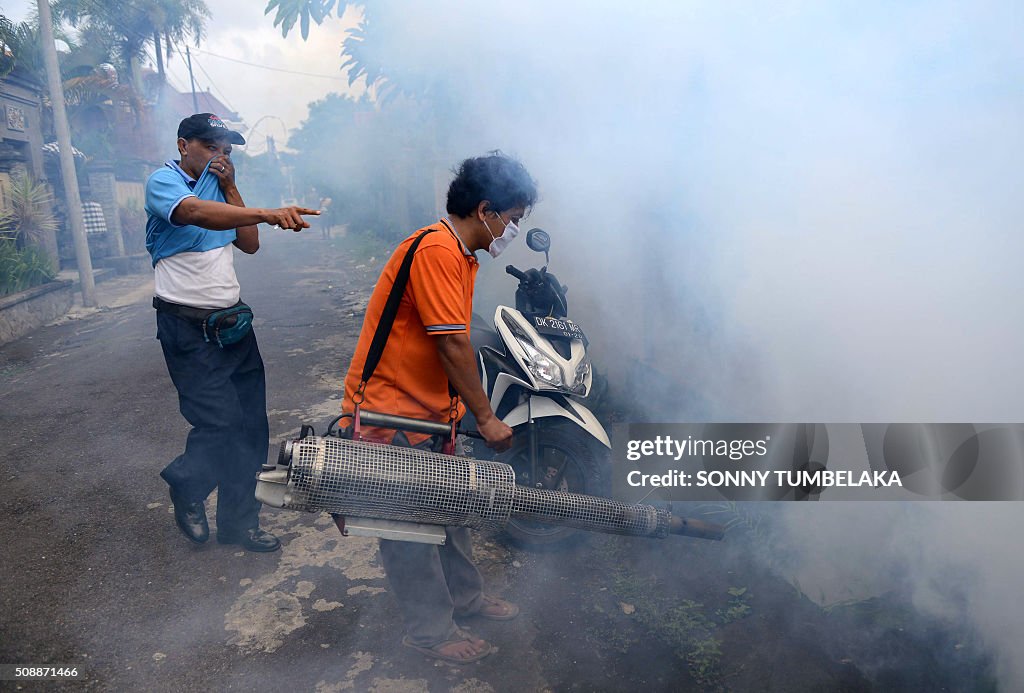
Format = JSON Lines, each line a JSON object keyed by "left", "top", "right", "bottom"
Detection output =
{"left": 36, "top": 0, "right": 96, "bottom": 306}
{"left": 153, "top": 30, "right": 164, "bottom": 81}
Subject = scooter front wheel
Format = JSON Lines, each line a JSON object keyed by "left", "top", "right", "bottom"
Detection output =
{"left": 498, "top": 420, "right": 610, "bottom": 551}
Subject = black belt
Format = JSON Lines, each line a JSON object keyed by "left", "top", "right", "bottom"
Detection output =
{"left": 153, "top": 296, "right": 223, "bottom": 323}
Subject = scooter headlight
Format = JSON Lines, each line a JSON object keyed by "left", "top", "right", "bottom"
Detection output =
{"left": 520, "top": 340, "right": 564, "bottom": 387}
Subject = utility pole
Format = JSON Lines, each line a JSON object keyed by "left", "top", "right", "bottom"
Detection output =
{"left": 36, "top": 0, "right": 95, "bottom": 306}
{"left": 186, "top": 46, "right": 198, "bottom": 113}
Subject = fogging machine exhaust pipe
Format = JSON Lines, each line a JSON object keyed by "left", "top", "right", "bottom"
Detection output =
{"left": 256, "top": 412, "right": 724, "bottom": 543}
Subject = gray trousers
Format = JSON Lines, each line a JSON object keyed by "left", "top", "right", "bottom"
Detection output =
{"left": 378, "top": 433, "right": 485, "bottom": 647}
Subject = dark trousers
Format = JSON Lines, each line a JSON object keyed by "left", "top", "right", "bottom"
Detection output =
{"left": 156, "top": 310, "right": 269, "bottom": 533}
{"left": 376, "top": 435, "right": 485, "bottom": 647}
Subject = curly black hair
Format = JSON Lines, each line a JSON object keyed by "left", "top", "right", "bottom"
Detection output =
{"left": 446, "top": 151, "right": 539, "bottom": 218}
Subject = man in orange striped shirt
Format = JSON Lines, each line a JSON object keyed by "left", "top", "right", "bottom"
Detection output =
{"left": 339, "top": 153, "right": 538, "bottom": 663}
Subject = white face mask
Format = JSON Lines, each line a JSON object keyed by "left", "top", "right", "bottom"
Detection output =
{"left": 483, "top": 213, "right": 520, "bottom": 258}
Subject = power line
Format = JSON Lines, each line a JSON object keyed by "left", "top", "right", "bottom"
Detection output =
{"left": 189, "top": 52, "right": 239, "bottom": 116}
{"left": 162, "top": 55, "right": 191, "bottom": 95}
{"left": 189, "top": 47, "right": 347, "bottom": 81}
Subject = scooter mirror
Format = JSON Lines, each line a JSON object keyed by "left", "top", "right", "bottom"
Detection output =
{"left": 526, "top": 228, "right": 550, "bottom": 253}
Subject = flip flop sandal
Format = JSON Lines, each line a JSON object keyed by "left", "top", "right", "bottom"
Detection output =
{"left": 401, "top": 631, "right": 493, "bottom": 665}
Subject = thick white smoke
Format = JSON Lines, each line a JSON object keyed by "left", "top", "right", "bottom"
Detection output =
{"left": 775, "top": 503, "right": 1024, "bottom": 687}
{"left": 316, "top": 1, "right": 1024, "bottom": 687}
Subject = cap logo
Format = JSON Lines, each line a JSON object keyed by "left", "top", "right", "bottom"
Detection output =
{"left": 207, "top": 115, "right": 227, "bottom": 130}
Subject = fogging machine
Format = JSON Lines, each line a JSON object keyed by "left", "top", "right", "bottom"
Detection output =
{"left": 256, "top": 411, "right": 724, "bottom": 544}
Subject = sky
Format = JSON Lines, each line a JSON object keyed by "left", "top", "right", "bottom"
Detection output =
{"left": 4, "top": 0, "right": 360, "bottom": 150}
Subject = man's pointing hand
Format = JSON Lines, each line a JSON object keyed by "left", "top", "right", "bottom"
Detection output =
{"left": 263, "top": 206, "right": 320, "bottom": 231}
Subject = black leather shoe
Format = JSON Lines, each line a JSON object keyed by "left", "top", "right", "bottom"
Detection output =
{"left": 217, "top": 528, "right": 281, "bottom": 552}
{"left": 168, "top": 488, "right": 209, "bottom": 544}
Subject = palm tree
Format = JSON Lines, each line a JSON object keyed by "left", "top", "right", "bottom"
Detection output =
{"left": 151, "top": 0, "right": 209, "bottom": 83}
{"left": 53, "top": 0, "right": 209, "bottom": 90}
{"left": 1, "top": 14, "right": 28, "bottom": 77}
{"left": 0, "top": 13, "right": 76, "bottom": 82}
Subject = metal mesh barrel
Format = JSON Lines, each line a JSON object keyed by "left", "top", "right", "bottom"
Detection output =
{"left": 512, "top": 486, "right": 671, "bottom": 538}
{"left": 282, "top": 436, "right": 517, "bottom": 530}
{"left": 277, "top": 436, "right": 673, "bottom": 539}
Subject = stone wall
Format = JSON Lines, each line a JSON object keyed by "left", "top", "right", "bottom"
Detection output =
{"left": 87, "top": 161, "right": 125, "bottom": 256}
{"left": 0, "top": 280, "right": 74, "bottom": 347}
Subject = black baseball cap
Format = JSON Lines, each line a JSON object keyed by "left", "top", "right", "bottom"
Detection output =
{"left": 177, "top": 113, "right": 245, "bottom": 145}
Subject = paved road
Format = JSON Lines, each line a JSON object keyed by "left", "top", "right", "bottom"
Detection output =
{"left": 0, "top": 231, "right": 553, "bottom": 691}
{"left": 2, "top": 230, "right": 917, "bottom": 692}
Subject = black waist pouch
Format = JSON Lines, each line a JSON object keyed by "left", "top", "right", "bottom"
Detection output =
{"left": 154, "top": 297, "right": 253, "bottom": 347}
{"left": 204, "top": 302, "right": 254, "bottom": 347}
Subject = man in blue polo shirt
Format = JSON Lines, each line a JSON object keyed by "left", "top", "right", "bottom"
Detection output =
{"left": 146, "top": 113, "right": 319, "bottom": 552}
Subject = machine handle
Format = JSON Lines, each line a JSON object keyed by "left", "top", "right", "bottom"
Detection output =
{"left": 356, "top": 410, "right": 484, "bottom": 440}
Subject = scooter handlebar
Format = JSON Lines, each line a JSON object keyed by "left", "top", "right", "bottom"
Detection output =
{"left": 506, "top": 265, "right": 528, "bottom": 281}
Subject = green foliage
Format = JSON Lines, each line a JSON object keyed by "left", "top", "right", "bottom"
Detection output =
{"left": 1, "top": 15, "right": 52, "bottom": 82}
{"left": 2, "top": 173, "right": 59, "bottom": 250}
{"left": 0, "top": 10, "right": 108, "bottom": 85}
{"left": 1, "top": 14, "right": 24, "bottom": 77}
{"left": 687, "top": 636, "right": 724, "bottom": 687}
{"left": 0, "top": 172, "right": 57, "bottom": 295}
{"left": 265, "top": 0, "right": 337, "bottom": 40}
{"left": 264, "top": 2, "right": 434, "bottom": 104}
{"left": 717, "top": 587, "right": 753, "bottom": 624}
{"left": 604, "top": 541, "right": 726, "bottom": 688}
{"left": 339, "top": 23, "right": 386, "bottom": 91}
{"left": 0, "top": 241, "right": 55, "bottom": 296}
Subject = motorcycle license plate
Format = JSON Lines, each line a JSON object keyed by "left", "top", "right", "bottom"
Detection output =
{"left": 531, "top": 316, "right": 587, "bottom": 342}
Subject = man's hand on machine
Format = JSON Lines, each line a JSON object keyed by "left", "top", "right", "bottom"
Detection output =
{"left": 477, "top": 414, "right": 513, "bottom": 452}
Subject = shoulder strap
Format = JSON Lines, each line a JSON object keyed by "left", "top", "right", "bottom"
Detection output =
{"left": 360, "top": 227, "right": 441, "bottom": 384}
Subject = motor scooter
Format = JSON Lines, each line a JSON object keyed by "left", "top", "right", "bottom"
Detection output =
{"left": 467, "top": 228, "right": 612, "bottom": 548}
